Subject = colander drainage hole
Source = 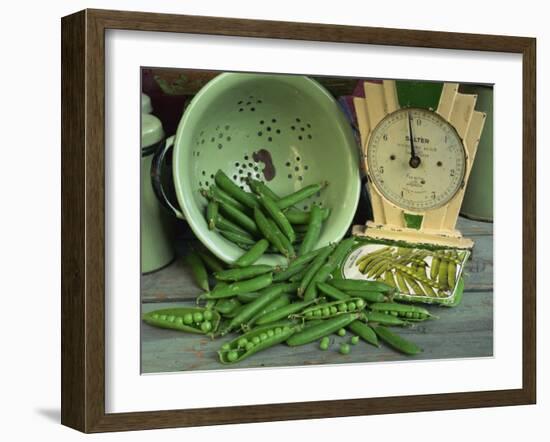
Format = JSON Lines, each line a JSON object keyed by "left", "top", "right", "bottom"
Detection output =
{"left": 218, "top": 144, "right": 223, "bottom": 149}
{"left": 260, "top": 120, "right": 264, "bottom": 125}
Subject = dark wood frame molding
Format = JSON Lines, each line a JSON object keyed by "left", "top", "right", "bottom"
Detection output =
{"left": 61, "top": 9, "right": 536, "bottom": 433}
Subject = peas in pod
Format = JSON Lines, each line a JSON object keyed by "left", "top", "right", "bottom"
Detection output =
{"left": 369, "top": 302, "right": 437, "bottom": 321}
{"left": 293, "top": 297, "right": 367, "bottom": 320}
{"left": 218, "top": 321, "right": 303, "bottom": 364}
{"left": 143, "top": 307, "right": 221, "bottom": 335}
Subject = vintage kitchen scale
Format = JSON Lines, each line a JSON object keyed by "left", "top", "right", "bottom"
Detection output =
{"left": 344, "top": 80, "right": 487, "bottom": 306}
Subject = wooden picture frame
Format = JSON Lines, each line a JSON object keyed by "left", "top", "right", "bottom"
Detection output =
{"left": 61, "top": 9, "right": 536, "bottom": 433}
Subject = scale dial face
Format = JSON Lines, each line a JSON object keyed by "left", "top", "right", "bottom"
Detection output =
{"left": 366, "top": 107, "right": 467, "bottom": 212}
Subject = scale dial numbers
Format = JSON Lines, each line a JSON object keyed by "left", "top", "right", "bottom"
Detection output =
{"left": 366, "top": 108, "right": 467, "bottom": 212}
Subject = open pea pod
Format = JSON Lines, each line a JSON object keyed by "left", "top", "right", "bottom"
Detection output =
{"left": 142, "top": 307, "right": 221, "bottom": 335}
{"left": 293, "top": 297, "right": 367, "bottom": 320}
{"left": 218, "top": 321, "right": 302, "bottom": 364}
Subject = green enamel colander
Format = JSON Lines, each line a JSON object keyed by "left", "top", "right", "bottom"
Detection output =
{"left": 155, "top": 73, "right": 361, "bottom": 265}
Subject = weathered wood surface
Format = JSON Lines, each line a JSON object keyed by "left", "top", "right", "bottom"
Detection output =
{"left": 141, "top": 217, "right": 493, "bottom": 302}
{"left": 141, "top": 216, "right": 493, "bottom": 373}
{"left": 141, "top": 290, "right": 493, "bottom": 373}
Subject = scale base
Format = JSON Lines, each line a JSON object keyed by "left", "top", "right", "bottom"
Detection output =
{"left": 352, "top": 222, "right": 474, "bottom": 249}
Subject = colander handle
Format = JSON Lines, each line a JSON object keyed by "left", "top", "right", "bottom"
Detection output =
{"left": 151, "top": 135, "right": 185, "bottom": 220}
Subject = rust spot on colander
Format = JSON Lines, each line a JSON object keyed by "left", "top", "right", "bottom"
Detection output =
{"left": 253, "top": 149, "right": 276, "bottom": 181}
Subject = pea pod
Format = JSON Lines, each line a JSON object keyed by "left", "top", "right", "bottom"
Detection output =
{"left": 347, "top": 320, "right": 379, "bottom": 347}
{"left": 402, "top": 274, "right": 424, "bottom": 296}
{"left": 394, "top": 271, "right": 409, "bottom": 293}
{"left": 430, "top": 256, "right": 440, "bottom": 280}
{"left": 219, "top": 283, "right": 293, "bottom": 335}
{"left": 364, "top": 311, "right": 409, "bottom": 326}
{"left": 243, "top": 294, "right": 291, "bottom": 330}
{"left": 294, "top": 297, "right": 366, "bottom": 320}
{"left": 286, "top": 312, "right": 361, "bottom": 346}
{"left": 204, "top": 185, "right": 248, "bottom": 212}
{"left": 372, "top": 325, "right": 423, "bottom": 355}
{"left": 267, "top": 218, "right": 296, "bottom": 258}
{"left": 234, "top": 239, "right": 270, "bottom": 268}
{"left": 206, "top": 200, "right": 219, "bottom": 230}
{"left": 217, "top": 198, "right": 259, "bottom": 236}
{"left": 201, "top": 273, "right": 273, "bottom": 300}
{"left": 304, "top": 237, "right": 356, "bottom": 301}
{"left": 196, "top": 250, "right": 225, "bottom": 273}
{"left": 143, "top": 307, "right": 220, "bottom": 335}
{"left": 329, "top": 278, "right": 395, "bottom": 294}
{"left": 273, "top": 263, "right": 307, "bottom": 283}
{"left": 391, "top": 263, "right": 443, "bottom": 289}
{"left": 216, "top": 214, "right": 251, "bottom": 236}
{"left": 215, "top": 169, "right": 259, "bottom": 209}
{"left": 317, "top": 281, "right": 350, "bottom": 301}
{"left": 288, "top": 266, "right": 309, "bottom": 283}
{"left": 214, "top": 264, "right": 275, "bottom": 282}
{"left": 214, "top": 298, "right": 241, "bottom": 316}
{"left": 218, "top": 322, "right": 301, "bottom": 364}
{"left": 254, "top": 206, "right": 289, "bottom": 257}
{"left": 346, "top": 290, "right": 388, "bottom": 303}
{"left": 184, "top": 252, "right": 209, "bottom": 292}
{"left": 447, "top": 260, "right": 457, "bottom": 289}
{"left": 438, "top": 258, "right": 449, "bottom": 290}
{"left": 276, "top": 182, "right": 328, "bottom": 210}
{"left": 370, "top": 302, "right": 436, "bottom": 321}
{"left": 237, "top": 292, "right": 261, "bottom": 303}
{"left": 254, "top": 298, "right": 321, "bottom": 325}
{"left": 285, "top": 207, "right": 331, "bottom": 224}
{"left": 219, "top": 229, "right": 256, "bottom": 246}
{"left": 256, "top": 188, "right": 296, "bottom": 243}
{"left": 247, "top": 178, "right": 280, "bottom": 201}
{"left": 298, "top": 244, "right": 336, "bottom": 296}
{"left": 298, "top": 204, "right": 323, "bottom": 256}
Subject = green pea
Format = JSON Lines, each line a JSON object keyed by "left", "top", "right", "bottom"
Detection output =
{"left": 259, "top": 332, "right": 268, "bottom": 341}
{"left": 339, "top": 343, "right": 351, "bottom": 355}
{"left": 175, "top": 317, "right": 183, "bottom": 325}
{"left": 201, "top": 321, "right": 212, "bottom": 333}
{"left": 319, "top": 337, "right": 330, "bottom": 351}
{"left": 390, "top": 311, "right": 399, "bottom": 317}
{"left": 252, "top": 336, "right": 261, "bottom": 345}
{"left": 351, "top": 336, "right": 360, "bottom": 345}
{"left": 405, "top": 312, "right": 413, "bottom": 318}
{"left": 193, "top": 312, "right": 204, "bottom": 323}
{"left": 283, "top": 326, "right": 291, "bottom": 333}
{"left": 305, "top": 310, "right": 314, "bottom": 318}
{"left": 238, "top": 337, "right": 248, "bottom": 348}
{"left": 314, "top": 309, "right": 323, "bottom": 317}
{"left": 245, "top": 342, "right": 254, "bottom": 351}
{"left": 267, "top": 329, "right": 275, "bottom": 337}
{"left": 338, "top": 303, "right": 348, "bottom": 312}
{"left": 221, "top": 343, "right": 231, "bottom": 351}
{"left": 322, "top": 307, "right": 331, "bottom": 316}
{"left": 337, "top": 328, "right": 346, "bottom": 337}
{"left": 347, "top": 302, "right": 356, "bottom": 311}
{"left": 152, "top": 313, "right": 159, "bottom": 319}
{"left": 166, "top": 315, "right": 175, "bottom": 322}
{"left": 183, "top": 313, "right": 193, "bottom": 325}
{"left": 203, "top": 310, "right": 213, "bottom": 321}
{"left": 275, "top": 327, "right": 282, "bottom": 335}
{"left": 227, "top": 350, "right": 239, "bottom": 362}
{"left": 330, "top": 306, "right": 338, "bottom": 315}
{"left": 356, "top": 299, "right": 366, "bottom": 309}
{"left": 412, "top": 312, "right": 420, "bottom": 319}
{"left": 159, "top": 314, "right": 167, "bottom": 321}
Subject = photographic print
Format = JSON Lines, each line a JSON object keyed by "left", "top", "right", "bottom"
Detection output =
{"left": 140, "top": 68, "right": 493, "bottom": 373}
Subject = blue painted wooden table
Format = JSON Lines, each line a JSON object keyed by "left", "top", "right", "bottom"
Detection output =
{"left": 141, "top": 217, "right": 493, "bottom": 374}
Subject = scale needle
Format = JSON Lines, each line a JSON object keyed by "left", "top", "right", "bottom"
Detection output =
{"left": 407, "top": 112, "right": 421, "bottom": 168}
